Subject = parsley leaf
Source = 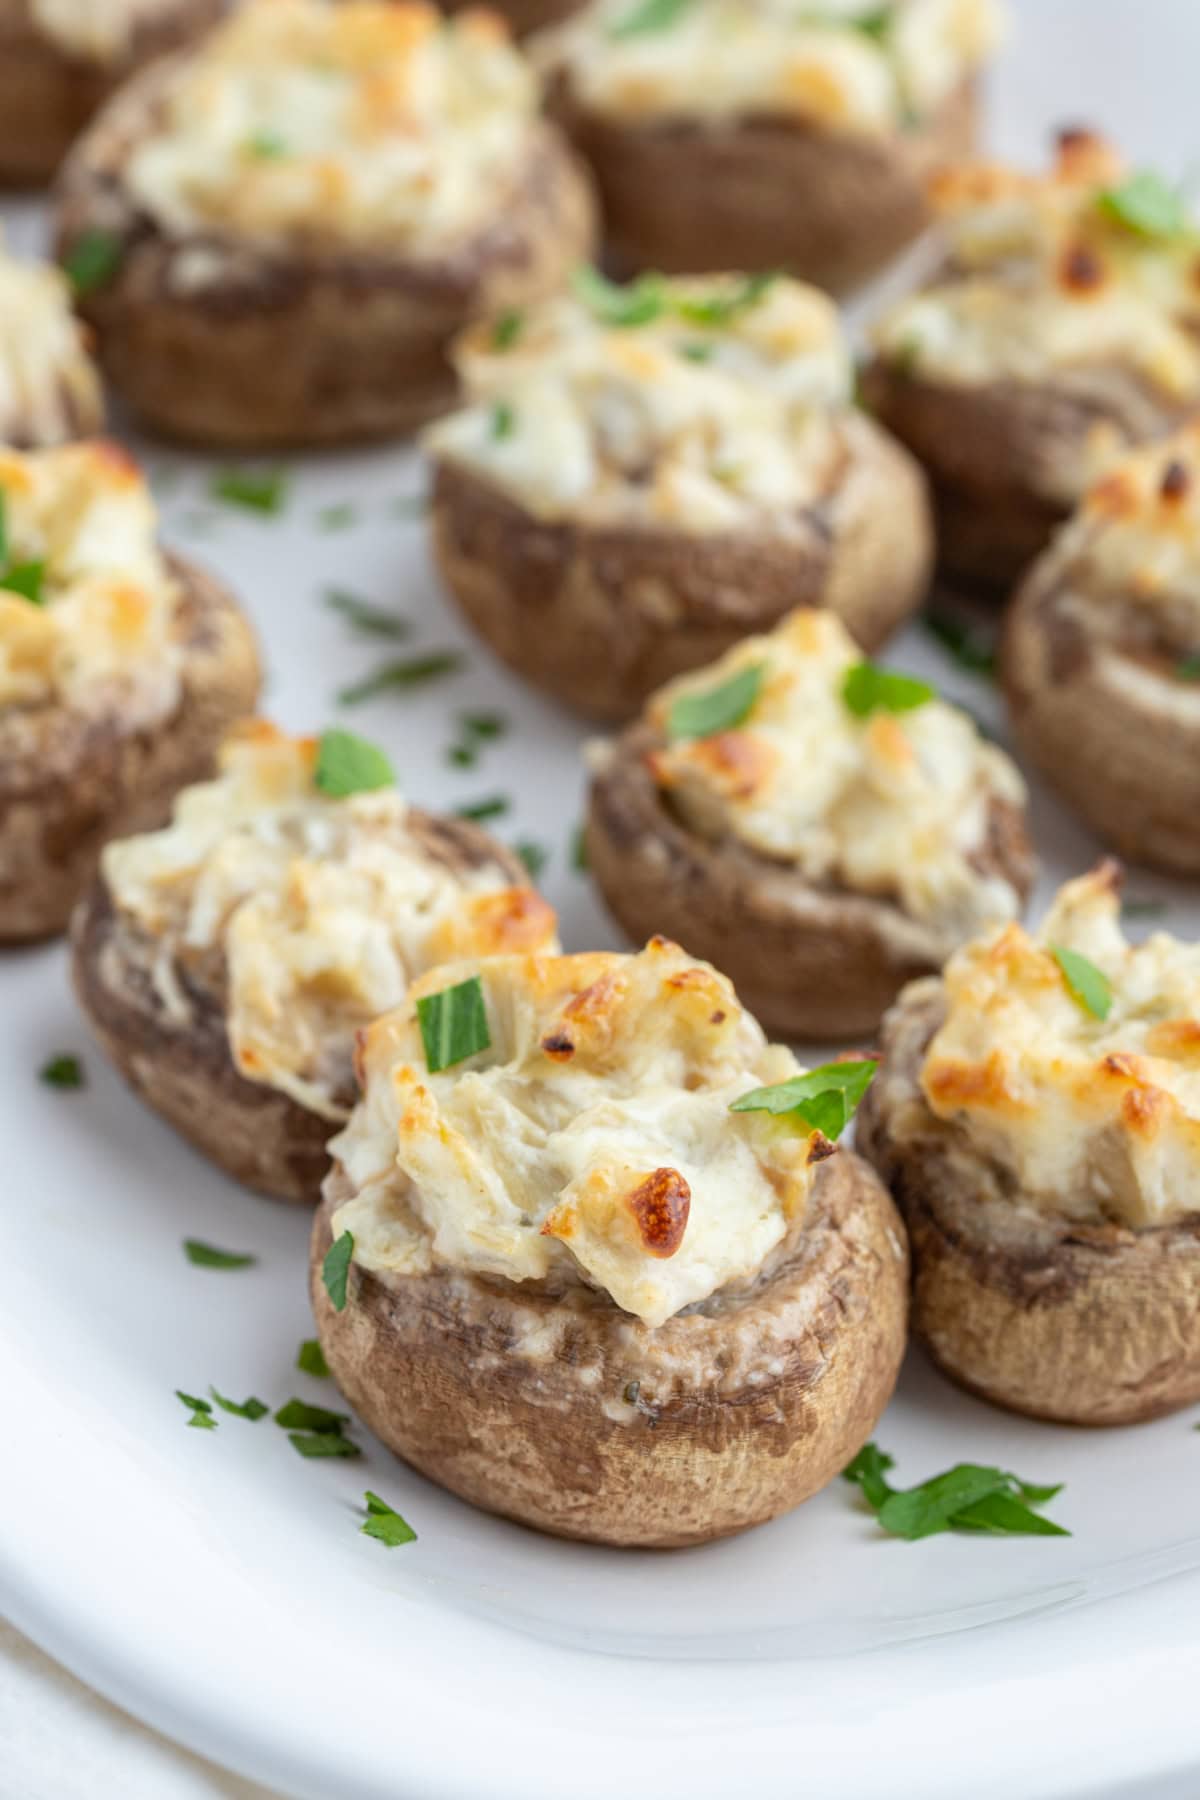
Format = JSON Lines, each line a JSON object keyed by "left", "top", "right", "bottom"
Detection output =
{"left": 176, "top": 1390, "right": 217, "bottom": 1430}
{"left": 459, "top": 710, "right": 507, "bottom": 742}
{"left": 40, "top": 1053, "right": 84, "bottom": 1089}
{"left": 842, "top": 1442, "right": 896, "bottom": 1510}
{"left": 289, "top": 1431, "right": 362, "bottom": 1459}
{"left": 274, "top": 1398, "right": 349, "bottom": 1434}
{"left": 297, "top": 1338, "right": 331, "bottom": 1378}
{"left": 455, "top": 794, "right": 509, "bottom": 823}
{"left": 417, "top": 974, "right": 491, "bottom": 1073}
{"left": 851, "top": 5, "right": 893, "bottom": 39}
{"left": 313, "top": 727, "right": 395, "bottom": 798}
{"left": 362, "top": 1490, "right": 418, "bottom": 1548}
{"left": 844, "top": 1444, "right": 1070, "bottom": 1539}
{"left": 490, "top": 401, "right": 516, "bottom": 441}
{"left": 322, "top": 1230, "right": 354, "bottom": 1312}
{"left": 210, "top": 468, "right": 289, "bottom": 516}
{"left": 63, "top": 229, "right": 123, "bottom": 297}
{"left": 1175, "top": 653, "right": 1200, "bottom": 681}
{"left": 1097, "top": 170, "right": 1188, "bottom": 240}
{"left": 608, "top": 0, "right": 693, "bottom": 37}
{"left": 514, "top": 839, "right": 548, "bottom": 879}
{"left": 491, "top": 308, "right": 524, "bottom": 350}
{"left": 730, "top": 1059, "right": 877, "bottom": 1139}
{"left": 667, "top": 662, "right": 764, "bottom": 740}
{"left": 923, "top": 609, "right": 998, "bottom": 679}
{"left": 210, "top": 1388, "right": 268, "bottom": 1421}
{"left": 674, "top": 273, "right": 777, "bottom": 327}
{"left": 1050, "top": 945, "right": 1113, "bottom": 1021}
{"left": 1, "top": 560, "right": 46, "bottom": 605}
{"left": 246, "top": 128, "right": 288, "bottom": 158}
{"left": 572, "top": 264, "right": 666, "bottom": 328}
{"left": 842, "top": 662, "right": 935, "bottom": 718}
{"left": 337, "top": 651, "right": 464, "bottom": 707}
{"left": 324, "top": 587, "right": 411, "bottom": 639}
{"left": 183, "top": 1239, "right": 257, "bottom": 1270}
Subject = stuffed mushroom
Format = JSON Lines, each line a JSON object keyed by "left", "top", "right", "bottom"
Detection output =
{"left": 864, "top": 129, "right": 1200, "bottom": 598}
{"left": 0, "top": 231, "right": 103, "bottom": 444}
{"left": 0, "top": 440, "right": 259, "bottom": 942}
{"left": 53, "top": 0, "right": 597, "bottom": 447}
{"left": 427, "top": 269, "right": 934, "bottom": 720}
{"left": 587, "top": 608, "right": 1034, "bottom": 1040}
{"left": 1003, "top": 427, "right": 1200, "bottom": 875}
{"left": 858, "top": 864, "right": 1200, "bottom": 1426}
{"left": 311, "top": 935, "right": 908, "bottom": 1546}
{"left": 533, "top": 0, "right": 1003, "bottom": 293}
{"left": 0, "top": 0, "right": 223, "bottom": 186}
{"left": 72, "top": 721, "right": 560, "bottom": 1202}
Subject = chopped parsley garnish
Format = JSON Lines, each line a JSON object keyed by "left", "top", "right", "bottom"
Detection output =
{"left": 289, "top": 1431, "right": 362, "bottom": 1460}
{"left": 183, "top": 1239, "right": 257, "bottom": 1270}
{"left": 337, "top": 651, "right": 464, "bottom": 708}
{"left": 447, "top": 709, "right": 508, "bottom": 767}
{"left": 1050, "top": 945, "right": 1113, "bottom": 1021}
{"left": 313, "top": 727, "right": 395, "bottom": 798}
{"left": 1122, "top": 897, "right": 1167, "bottom": 922}
{"left": 0, "top": 559, "right": 45, "bottom": 605}
{"left": 1097, "top": 170, "right": 1189, "bottom": 240}
{"left": 571, "top": 822, "right": 590, "bottom": 872}
{"left": 608, "top": 0, "right": 694, "bottom": 37}
{"left": 491, "top": 308, "right": 524, "bottom": 350}
{"left": 322, "top": 1230, "right": 354, "bottom": 1312}
{"left": 62, "top": 229, "right": 123, "bottom": 297}
{"left": 730, "top": 1059, "right": 877, "bottom": 1140}
{"left": 455, "top": 794, "right": 510, "bottom": 823}
{"left": 851, "top": 5, "right": 893, "bottom": 39}
{"left": 210, "top": 467, "right": 289, "bottom": 516}
{"left": 515, "top": 839, "right": 548, "bottom": 879}
{"left": 40, "top": 1053, "right": 84, "bottom": 1089}
{"left": 674, "top": 273, "right": 777, "bottom": 327}
{"left": 361, "top": 1490, "right": 418, "bottom": 1548}
{"left": 324, "top": 587, "right": 411, "bottom": 639}
{"left": 666, "top": 662, "right": 764, "bottom": 740}
{"left": 176, "top": 1391, "right": 217, "bottom": 1430}
{"left": 843, "top": 1444, "right": 1069, "bottom": 1539}
{"left": 842, "top": 661, "right": 935, "bottom": 718}
{"left": 572, "top": 264, "right": 666, "bottom": 328}
{"left": 274, "top": 1397, "right": 350, "bottom": 1434}
{"left": 297, "top": 1338, "right": 331, "bottom": 1379}
{"left": 490, "top": 401, "right": 516, "bottom": 441}
{"left": 679, "top": 342, "right": 714, "bottom": 363}
{"left": 1175, "top": 653, "right": 1200, "bottom": 681}
{"left": 316, "top": 502, "right": 357, "bottom": 532}
{"left": 417, "top": 974, "right": 491, "bottom": 1074}
{"left": 246, "top": 128, "right": 288, "bottom": 159}
{"left": 210, "top": 1388, "right": 269, "bottom": 1421}
{"left": 923, "top": 608, "right": 998, "bottom": 679}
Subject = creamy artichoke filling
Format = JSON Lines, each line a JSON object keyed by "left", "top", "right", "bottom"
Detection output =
{"left": 537, "top": 0, "right": 1003, "bottom": 132}
{"left": 122, "top": 0, "right": 539, "bottom": 251}
{"left": 427, "top": 274, "right": 853, "bottom": 527}
{"left": 0, "top": 236, "right": 103, "bottom": 449}
{"left": 0, "top": 442, "right": 180, "bottom": 719}
{"left": 639, "top": 608, "right": 1024, "bottom": 946}
{"left": 103, "top": 724, "right": 559, "bottom": 1120}
{"left": 874, "top": 131, "right": 1200, "bottom": 402}
{"left": 331, "top": 938, "right": 831, "bottom": 1327}
{"left": 923, "top": 866, "right": 1200, "bottom": 1230}
{"left": 29, "top": 0, "right": 177, "bottom": 62}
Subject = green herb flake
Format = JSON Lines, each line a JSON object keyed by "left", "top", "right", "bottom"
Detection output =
{"left": 362, "top": 1490, "right": 418, "bottom": 1548}
{"left": 1122, "top": 898, "right": 1167, "bottom": 922}
{"left": 572, "top": 822, "right": 590, "bottom": 872}
{"left": 63, "top": 229, "right": 123, "bottom": 297}
{"left": 289, "top": 1431, "right": 362, "bottom": 1460}
{"left": 571, "top": 264, "right": 666, "bottom": 329}
{"left": 40, "top": 1053, "right": 84, "bottom": 1090}
{"left": 274, "top": 1397, "right": 350, "bottom": 1434}
{"left": 460, "top": 710, "right": 507, "bottom": 742}
{"left": 842, "top": 661, "right": 935, "bottom": 719}
{"left": 851, "top": 5, "right": 893, "bottom": 40}
{"left": 455, "top": 794, "right": 509, "bottom": 823}
{"left": 246, "top": 128, "right": 288, "bottom": 159}
{"left": 667, "top": 662, "right": 764, "bottom": 741}
{"left": 515, "top": 839, "right": 548, "bottom": 880}
{"left": 183, "top": 1239, "right": 257, "bottom": 1270}
{"left": 843, "top": 1443, "right": 1069, "bottom": 1539}
{"left": 674, "top": 273, "right": 777, "bottom": 328}
{"left": 323, "top": 587, "right": 411, "bottom": 640}
{"left": 1050, "top": 945, "right": 1113, "bottom": 1021}
{"left": 316, "top": 502, "right": 357, "bottom": 532}
{"left": 417, "top": 974, "right": 491, "bottom": 1074}
{"left": 491, "top": 308, "right": 524, "bottom": 350}
{"left": 297, "top": 1338, "right": 331, "bottom": 1379}
{"left": 923, "top": 609, "right": 998, "bottom": 679}
{"left": 313, "top": 727, "right": 395, "bottom": 798}
{"left": 608, "top": 0, "right": 694, "bottom": 38}
{"left": 337, "top": 651, "right": 464, "bottom": 708}
{"left": 1175, "top": 653, "right": 1200, "bottom": 681}
{"left": 447, "top": 742, "right": 477, "bottom": 769}
{"left": 176, "top": 1390, "right": 217, "bottom": 1430}
{"left": 679, "top": 342, "right": 713, "bottom": 364}
{"left": 842, "top": 1442, "right": 896, "bottom": 1511}
{"left": 210, "top": 468, "right": 289, "bottom": 516}
{"left": 210, "top": 1388, "right": 269, "bottom": 1421}
{"left": 490, "top": 401, "right": 516, "bottom": 442}
{"left": 1098, "top": 170, "right": 1189, "bottom": 240}
{"left": 0, "top": 557, "right": 46, "bottom": 605}
{"left": 730, "top": 1058, "right": 878, "bottom": 1140}
{"left": 322, "top": 1230, "right": 354, "bottom": 1313}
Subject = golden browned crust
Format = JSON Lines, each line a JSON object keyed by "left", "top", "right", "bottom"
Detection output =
{"left": 309, "top": 1147, "right": 909, "bottom": 1546}
{"left": 1001, "top": 560, "right": 1200, "bottom": 874}
{"left": 430, "top": 413, "right": 934, "bottom": 721}
{"left": 857, "top": 979, "right": 1200, "bottom": 1425}
{"left": 585, "top": 722, "right": 1035, "bottom": 1040}
{"left": 862, "top": 359, "right": 1195, "bottom": 600}
{"left": 69, "top": 818, "right": 536, "bottom": 1203}
{"left": 0, "top": 554, "right": 259, "bottom": 944}
{"left": 52, "top": 62, "right": 598, "bottom": 447}
{"left": 547, "top": 78, "right": 978, "bottom": 294}
{"left": 0, "top": 0, "right": 223, "bottom": 187}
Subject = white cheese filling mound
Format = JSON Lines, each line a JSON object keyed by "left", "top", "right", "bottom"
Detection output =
{"left": 122, "top": 0, "right": 540, "bottom": 251}
{"left": 331, "top": 938, "right": 829, "bottom": 1327}
{"left": 30, "top": 0, "right": 181, "bottom": 63}
{"left": 427, "top": 273, "right": 854, "bottom": 528}
{"left": 923, "top": 865, "right": 1200, "bottom": 1229}
{"left": 103, "top": 724, "right": 559, "bottom": 1119}
{"left": 0, "top": 234, "right": 102, "bottom": 449}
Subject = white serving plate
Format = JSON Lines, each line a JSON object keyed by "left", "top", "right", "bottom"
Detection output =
{"left": 5, "top": 5, "right": 1200, "bottom": 1795}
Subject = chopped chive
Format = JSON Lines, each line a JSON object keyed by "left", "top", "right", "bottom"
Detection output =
{"left": 176, "top": 1390, "right": 217, "bottom": 1430}
{"left": 210, "top": 468, "right": 289, "bottom": 516}
{"left": 337, "top": 652, "right": 464, "bottom": 708}
{"left": 454, "top": 795, "right": 509, "bottom": 823}
{"left": 289, "top": 1431, "right": 362, "bottom": 1459}
{"left": 274, "top": 1398, "right": 349, "bottom": 1434}
{"left": 183, "top": 1239, "right": 257, "bottom": 1270}
{"left": 209, "top": 1388, "right": 269, "bottom": 1421}
{"left": 40, "top": 1053, "right": 84, "bottom": 1089}
{"left": 324, "top": 588, "right": 411, "bottom": 639}
{"left": 361, "top": 1490, "right": 418, "bottom": 1548}
{"left": 514, "top": 840, "right": 548, "bottom": 879}
{"left": 417, "top": 975, "right": 491, "bottom": 1074}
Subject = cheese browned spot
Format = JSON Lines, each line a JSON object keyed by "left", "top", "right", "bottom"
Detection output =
{"left": 922, "top": 864, "right": 1200, "bottom": 1229}
{"left": 102, "top": 721, "right": 558, "bottom": 1119}
{"left": 329, "top": 938, "right": 833, "bottom": 1326}
{"left": 0, "top": 234, "right": 103, "bottom": 448}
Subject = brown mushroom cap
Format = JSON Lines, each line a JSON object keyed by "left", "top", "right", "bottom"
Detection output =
{"left": 430, "top": 411, "right": 934, "bottom": 722}
{"left": 545, "top": 77, "right": 978, "bottom": 294}
{"left": 857, "top": 978, "right": 1200, "bottom": 1426}
{"left": 0, "top": 553, "right": 259, "bottom": 943}
{"left": 310, "top": 1146, "right": 908, "bottom": 1547}
{"left": 70, "top": 815, "right": 537, "bottom": 1204}
{"left": 586, "top": 721, "right": 1035, "bottom": 1041}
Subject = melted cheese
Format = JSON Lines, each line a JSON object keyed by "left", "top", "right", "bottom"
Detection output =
{"left": 102, "top": 723, "right": 559, "bottom": 1120}
{"left": 537, "top": 0, "right": 1003, "bottom": 132}
{"left": 641, "top": 608, "right": 1025, "bottom": 947}
{"left": 0, "top": 441, "right": 180, "bottom": 718}
{"left": 122, "top": 0, "right": 539, "bottom": 251}
{"left": 923, "top": 865, "right": 1200, "bottom": 1229}
{"left": 0, "top": 234, "right": 102, "bottom": 449}
{"left": 330, "top": 936, "right": 832, "bottom": 1326}
{"left": 874, "top": 130, "right": 1200, "bottom": 401}
{"left": 29, "top": 0, "right": 180, "bottom": 62}
{"left": 427, "top": 274, "right": 852, "bottom": 527}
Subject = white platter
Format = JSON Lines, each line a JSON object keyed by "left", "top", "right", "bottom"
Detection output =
{"left": 5, "top": 4, "right": 1200, "bottom": 1795}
